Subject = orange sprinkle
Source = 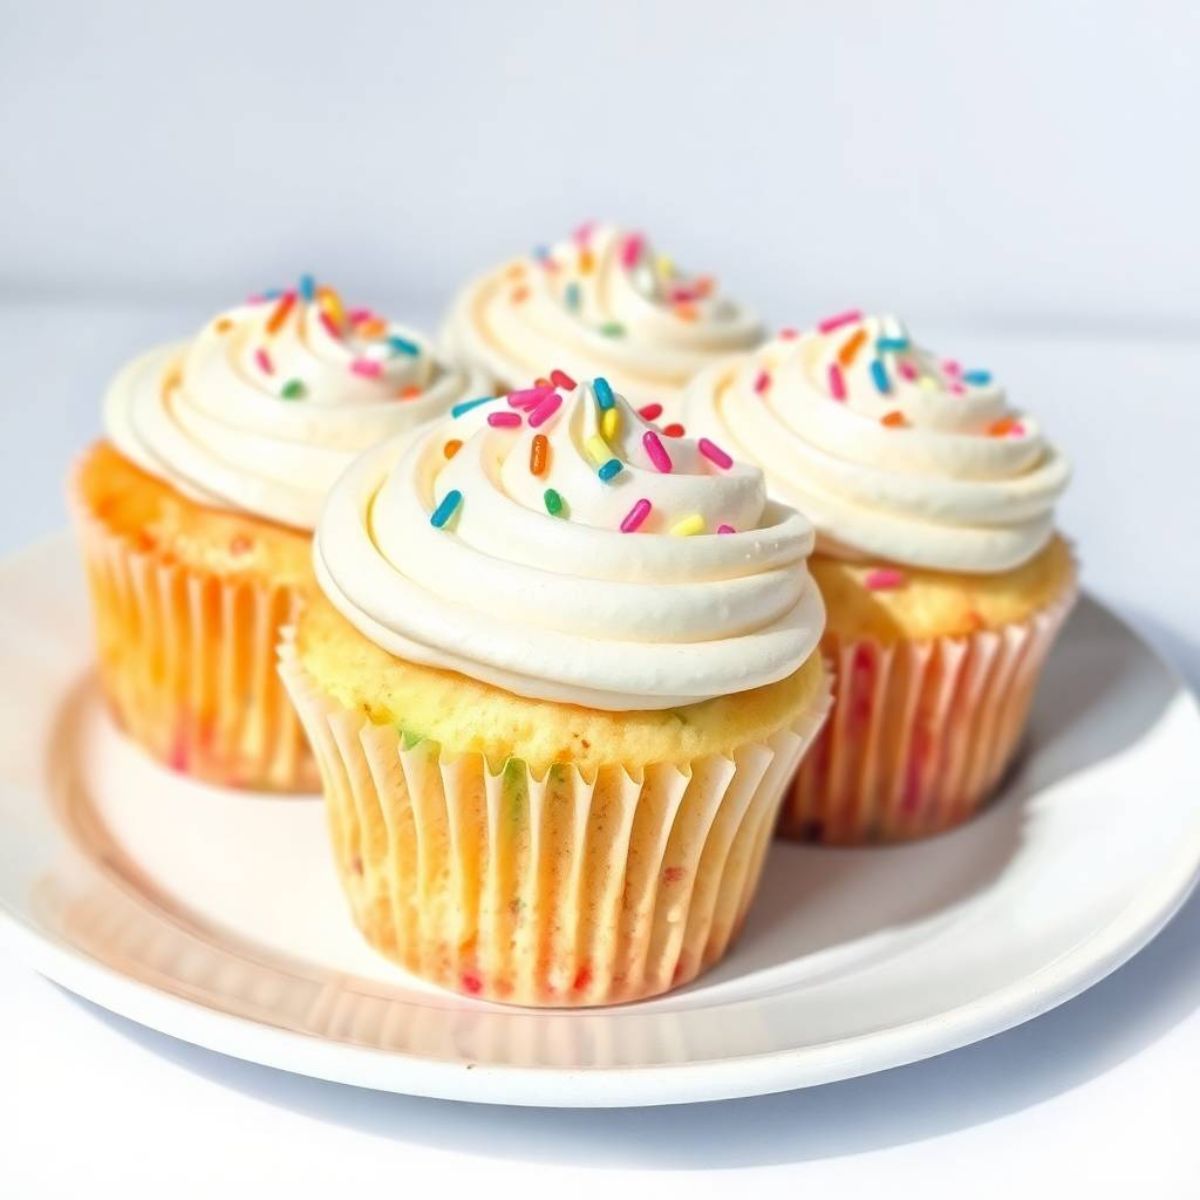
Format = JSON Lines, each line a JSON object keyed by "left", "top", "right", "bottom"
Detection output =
{"left": 881, "top": 410, "right": 907, "bottom": 428}
{"left": 265, "top": 292, "right": 296, "bottom": 335}
{"left": 534, "top": 376, "right": 553, "bottom": 389}
{"left": 215, "top": 317, "right": 233, "bottom": 333}
{"left": 530, "top": 433, "right": 549, "bottom": 476}
{"left": 838, "top": 328, "right": 868, "bottom": 368}
{"left": 357, "top": 317, "right": 387, "bottom": 339}
{"left": 578, "top": 248, "right": 595, "bottom": 274}
{"left": 443, "top": 439, "right": 463, "bottom": 459}
{"left": 987, "top": 417, "right": 1020, "bottom": 437}
{"left": 674, "top": 302, "right": 699, "bottom": 322}
{"left": 511, "top": 286, "right": 530, "bottom": 304}
{"left": 505, "top": 262, "right": 526, "bottom": 280}
{"left": 317, "top": 285, "right": 345, "bottom": 329}
{"left": 693, "top": 276, "right": 715, "bottom": 298}
{"left": 398, "top": 385, "right": 422, "bottom": 400}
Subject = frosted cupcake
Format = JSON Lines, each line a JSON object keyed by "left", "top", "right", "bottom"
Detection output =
{"left": 685, "top": 313, "right": 1075, "bottom": 843}
{"left": 280, "top": 375, "right": 830, "bottom": 1005}
{"left": 71, "top": 278, "right": 486, "bottom": 791}
{"left": 440, "top": 222, "right": 762, "bottom": 422}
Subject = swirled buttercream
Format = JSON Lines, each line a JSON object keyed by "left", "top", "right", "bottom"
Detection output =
{"left": 440, "top": 223, "right": 763, "bottom": 414}
{"left": 314, "top": 377, "right": 823, "bottom": 710}
{"left": 685, "top": 314, "right": 1070, "bottom": 573}
{"left": 105, "top": 280, "right": 486, "bottom": 530}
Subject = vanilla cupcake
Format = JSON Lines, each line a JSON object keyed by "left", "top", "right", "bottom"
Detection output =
{"left": 71, "top": 278, "right": 486, "bottom": 791}
{"left": 686, "top": 314, "right": 1075, "bottom": 842}
{"left": 440, "top": 223, "right": 763, "bottom": 421}
{"left": 280, "top": 375, "right": 829, "bottom": 1005}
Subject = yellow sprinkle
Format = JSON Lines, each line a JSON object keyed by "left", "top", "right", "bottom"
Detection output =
{"left": 585, "top": 433, "right": 609, "bottom": 464}
{"left": 670, "top": 514, "right": 705, "bottom": 537}
{"left": 657, "top": 254, "right": 674, "bottom": 277}
{"left": 317, "top": 285, "right": 345, "bottom": 328}
{"left": 601, "top": 407, "right": 620, "bottom": 440}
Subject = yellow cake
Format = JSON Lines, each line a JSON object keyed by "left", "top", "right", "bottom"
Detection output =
{"left": 281, "top": 376, "right": 831, "bottom": 1005}
{"left": 685, "top": 315, "right": 1076, "bottom": 842}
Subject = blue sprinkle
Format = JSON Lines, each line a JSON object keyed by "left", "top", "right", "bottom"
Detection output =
{"left": 388, "top": 334, "right": 421, "bottom": 357}
{"left": 532, "top": 244, "right": 550, "bottom": 261}
{"left": 598, "top": 458, "right": 623, "bottom": 483}
{"left": 564, "top": 281, "right": 582, "bottom": 311}
{"left": 451, "top": 395, "right": 496, "bottom": 419}
{"left": 869, "top": 359, "right": 890, "bottom": 394}
{"left": 876, "top": 337, "right": 910, "bottom": 353}
{"left": 299, "top": 274, "right": 316, "bottom": 302}
{"left": 594, "top": 377, "right": 615, "bottom": 410}
{"left": 262, "top": 287, "right": 283, "bottom": 300}
{"left": 963, "top": 369, "right": 993, "bottom": 386}
{"left": 429, "top": 489, "right": 463, "bottom": 529}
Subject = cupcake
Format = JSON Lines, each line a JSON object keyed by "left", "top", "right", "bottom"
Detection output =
{"left": 280, "top": 375, "right": 830, "bottom": 1005}
{"left": 440, "top": 222, "right": 763, "bottom": 421}
{"left": 71, "top": 278, "right": 487, "bottom": 791}
{"left": 685, "top": 313, "right": 1075, "bottom": 843}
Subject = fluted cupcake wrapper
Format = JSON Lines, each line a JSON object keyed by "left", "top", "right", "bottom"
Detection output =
{"left": 69, "top": 473, "right": 317, "bottom": 793}
{"left": 782, "top": 576, "right": 1078, "bottom": 844}
{"left": 279, "top": 635, "right": 830, "bottom": 1007}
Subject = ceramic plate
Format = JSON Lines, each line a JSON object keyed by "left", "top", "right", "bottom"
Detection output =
{"left": 2, "top": 534, "right": 1198, "bottom": 1107}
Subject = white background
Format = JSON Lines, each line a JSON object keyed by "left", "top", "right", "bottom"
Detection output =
{"left": 3, "top": 1, "right": 1199, "bottom": 1196}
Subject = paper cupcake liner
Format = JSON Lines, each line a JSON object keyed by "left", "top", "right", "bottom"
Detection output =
{"left": 69, "top": 477, "right": 318, "bottom": 793}
{"left": 279, "top": 635, "right": 830, "bottom": 1007}
{"left": 782, "top": 577, "right": 1078, "bottom": 844}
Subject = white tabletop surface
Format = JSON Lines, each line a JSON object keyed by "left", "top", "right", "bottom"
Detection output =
{"left": 2, "top": 298, "right": 1198, "bottom": 1197}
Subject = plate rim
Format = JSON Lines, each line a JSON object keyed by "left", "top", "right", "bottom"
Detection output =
{"left": 2, "top": 531, "right": 1199, "bottom": 1107}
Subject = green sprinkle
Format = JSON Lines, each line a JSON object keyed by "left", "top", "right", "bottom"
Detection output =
{"left": 544, "top": 488, "right": 564, "bottom": 516}
{"left": 281, "top": 379, "right": 306, "bottom": 400}
{"left": 598, "top": 321, "right": 626, "bottom": 338}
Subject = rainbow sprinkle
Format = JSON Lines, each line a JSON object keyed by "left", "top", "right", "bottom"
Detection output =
{"left": 585, "top": 434, "right": 610, "bottom": 464}
{"left": 299, "top": 274, "right": 316, "bottom": 303}
{"left": 280, "top": 379, "right": 306, "bottom": 400}
{"left": 598, "top": 458, "right": 623, "bottom": 482}
{"left": 593, "top": 377, "right": 615, "bottom": 410}
{"left": 601, "top": 407, "right": 620, "bottom": 440}
{"left": 388, "top": 334, "right": 420, "bottom": 357}
{"left": 265, "top": 292, "right": 296, "bottom": 335}
{"left": 828, "top": 363, "right": 846, "bottom": 400}
{"left": 839, "top": 328, "right": 868, "bottom": 367}
{"left": 620, "top": 498, "right": 652, "bottom": 533}
{"left": 318, "top": 311, "right": 341, "bottom": 340}
{"left": 670, "top": 514, "right": 705, "bottom": 536}
{"left": 865, "top": 568, "right": 906, "bottom": 591}
{"left": 754, "top": 370, "right": 771, "bottom": 395}
{"left": 528, "top": 392, "right": 562, "bottom": 427}
{"left": 550, "top": 368, "right": 576, "bottom": 390}
{"left": 817, "top": 309, "right": 862, "bottom": 334}
{"left": 451, "top": 395, "right": 496, "bottom": 418}
{"left": 870, "top": 359, "right": 890, "bottom": 393}
{"left": 543, "top": 488, "right": 564, "bottom": 516}
{"left": 643, "top": 430, "right": 673, "bottom": 473}
{"left": 621, "top": 233, "right": 645, "bottom": 269}
{"left": 430, "top": 490, "right": 462, "bottom": 529}
{"left": 351, "top": 359, "right": 382, "bottom": 379}
{"left": 881, "top": 410, "right": 907, "bottom": 428}
{"left": 717, "top": 524, "right": 736, "bottom": 535}
{"left": 530, "top": 434, "right": 548, "bottom": 475}
{"left": 444, "top": 439, "right": 463, "bottom": 459}
{"left": 488, "top": 411, "right": 522, "bottom": 428}
{"left": 638, "top": 403, "right": 663, "bottom": 421}
{"left": 508, "top": 385, "right": 554, "bottom": 409}
{"left": 598, "top": 322, "right": 625, "bottom": 337}
{"left": 564, "top": 282, "right": 582, "bottom": 311}
{"left": 254, "top": 347, "right": 273, "bottom": 375}
{"left": 897, "top": 360, "right": 918, "bottom": 382}
{"left": 662, "top": 423, "right": 685, "bottom": 438}
{"left": 963, "top": 369, "right": 993, "bottom": 386}
{"left": 698, "top": 437, "right": 733, "bottom": 469}
{"left": 876, "top": 337, "right": 909, "bottom": 353}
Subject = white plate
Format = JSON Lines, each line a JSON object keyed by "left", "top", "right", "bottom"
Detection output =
{"left": 1, "top": 534, "right": 1198, "bottom": 1108}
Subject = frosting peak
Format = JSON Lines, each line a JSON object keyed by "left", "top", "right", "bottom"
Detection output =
{"left": 105, "top": 279, "right": 486, "bottom": 530}
{"left": 315, "top": 377, "right": 823, "bottom": 710}
{"left": 440, "top": 223, "right": 764, "bottom": 415}
{"left": 685, "top": 314, "right": 1070, "bottom": 573}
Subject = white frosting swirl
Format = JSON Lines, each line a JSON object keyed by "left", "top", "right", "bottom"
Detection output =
{"left": 440, "top": 223, "right": 763, "bottom": 414}
{"left": 105, "top": 284, "right": 487, "bottom": 530}
{"left": 685, "top": 314, "right": 1070, "bottom": 573}
{"left": 315, "top": 380, "right": 823, "bottom": 710}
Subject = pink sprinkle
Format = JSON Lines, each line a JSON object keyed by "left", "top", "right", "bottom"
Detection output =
{"left": 527, "top": 392, "right": 562, "bottom": 427}
{"left": 254, "top": 347, "right": 273, "bottom": 375}
{"left": 817, "top": 309, "right": 862, "bottom": 334}
{"left": 669, "top": 284, "right": 699, "bottom": 303}
{"left": 942, "top": 359, "right": 962, "bottom": 377}
{"left": 347, "top": 308, "right": 374, "bottom": 325}
{"left": 865, "top": 568, "right": 906, "bottom": 591}
{"left": 779, "top": 327, "right": 799, "bottom": 340}
{"left": 487, "top": 411, "right": 522, "bottom": 428}
{"left": 754, "top": 370, "right": 771, "bottom": 395}
{"left": 698, "top": 437, "right": 733, "bottom": 469}
{"left": 717, "top": 524, "right": 736, "bottom": 535}
{"left": 549, "top": 368, "right": 576, "bottom": 390}
{"left": 637, "top": 403, "right": 663, "bottom": 421}
{"left": 508, "top": 385, "right": 555, "bottom": 409}
{"left": 1008, "top": 421, "right": 1027, "bottom": 437}
{"left": 621, "top": 233, "right": 645, "bottom": 269}
{"left": 828, "top": 363, "right": 846, "bottom": 401}
{"left": 318, "top": 311, "right": 341, "bottom": 340}
{"left": 573, "top": 220, "right": 596, "bottom": 246}
{"left": 897, "top": 360, "right": 918, "bottom": 382}
{"left": 643, "top": 430, "right": 673, "bottom": 474}
{"left": 351, "top": 359, "right": 382, "bottom": 379}
{"left": 620, "top": 498, "right": 652, "bottom": 533}
{"left": 950, "top": 382, "right": 966, "bottom": 395}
